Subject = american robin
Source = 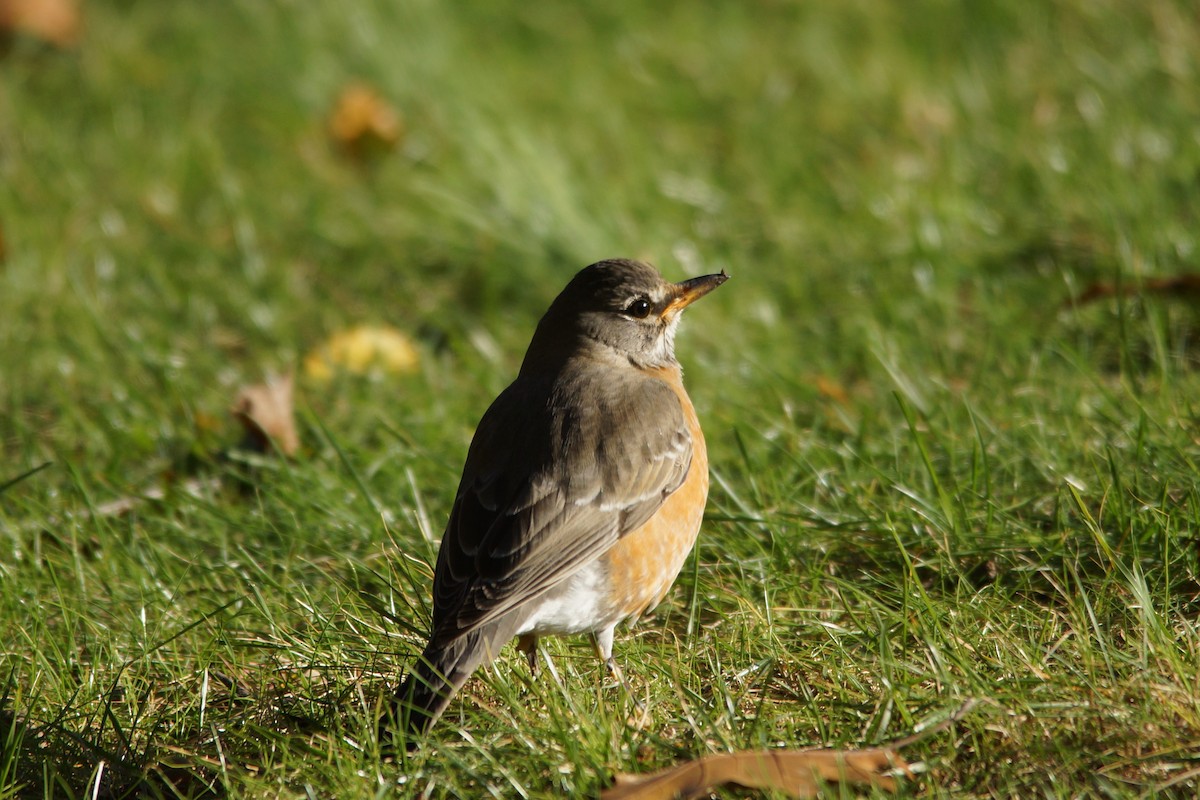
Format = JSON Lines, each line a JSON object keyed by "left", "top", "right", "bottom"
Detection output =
{"left": 392, "top": 258, "right": 728, "bottom": 738}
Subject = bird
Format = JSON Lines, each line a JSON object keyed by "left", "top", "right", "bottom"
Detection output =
{"left": 391, "top": 257, "right": 728, "bottom": 739}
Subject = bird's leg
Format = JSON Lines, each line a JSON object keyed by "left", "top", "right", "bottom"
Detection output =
{"left": 592, "top": 627, "right": 627, "bottom": 689}
{"left": 516, "top": 634, "right": 539, "bottom": 677}
{"left": 594, "top": 626, "right": 648, "bottom": 723}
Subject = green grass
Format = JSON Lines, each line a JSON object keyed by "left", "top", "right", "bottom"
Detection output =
{"left": 3, "top": 0, "right": 1200, "bottom": 796}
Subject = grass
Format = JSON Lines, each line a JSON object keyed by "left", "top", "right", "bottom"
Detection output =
{"left": 2, "top": 0, "right": 1200, "bottom": 796}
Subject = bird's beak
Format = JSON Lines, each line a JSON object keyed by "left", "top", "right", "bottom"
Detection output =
{"left": 663, "top": 270, "right": 729, "bottom": 316}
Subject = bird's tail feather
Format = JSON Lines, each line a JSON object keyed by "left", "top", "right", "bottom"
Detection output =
{"left": 389, "top": 622, "right": 514, "bottom": 744}
{"left": 392, "top": 641, "right": 476, "bottom": 738}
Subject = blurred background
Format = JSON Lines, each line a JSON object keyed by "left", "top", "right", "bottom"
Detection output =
{"left": 4, "top": 0, "right": 1197, "bottom": 450}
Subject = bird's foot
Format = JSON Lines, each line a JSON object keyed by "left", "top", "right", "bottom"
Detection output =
{"left": 517, "top": 634, "right": 540, "bottom": 678}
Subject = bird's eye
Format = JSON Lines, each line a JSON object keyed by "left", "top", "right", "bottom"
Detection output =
{"left": 624, "top": 297, "right": 652, "bottom": 319}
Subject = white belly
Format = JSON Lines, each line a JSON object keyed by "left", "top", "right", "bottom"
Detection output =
{"left": 515, "top": 560, "right": 612, "bottom": 637}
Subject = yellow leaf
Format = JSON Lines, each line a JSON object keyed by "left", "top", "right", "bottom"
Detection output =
{"left": 304, "top": 325, "right": 419, "bottom": 381}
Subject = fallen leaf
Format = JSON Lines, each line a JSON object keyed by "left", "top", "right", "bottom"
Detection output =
{"left": 0, "top": 0, "right": 80, "bottom": 47}
{"left": 304, "top": 324, "right": 419, "bottom": 381}
{"left": 602, "top": 747, "right": 907, "bottom": 800}
{"left": 232, "top": 372, "right": 300, "bottom": 456}
{"left": 815, "top": 375, "right": 849, "bottom": 404}
{"left": 1066, "top": 273, "right": 1200, "bottom": 307}
{"left": 328, "top": 82, "right": 403, "bottom": 159}
{"left": 604, "top": 699, "right": 977, "bottom": 800}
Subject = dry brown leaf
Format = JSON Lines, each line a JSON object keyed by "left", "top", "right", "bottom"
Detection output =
{"left": 603, "top": 747, "right": 907, "bottom": 800}
{"left": 232, "top": 372, "right": 299, "bottom": 456}
{"left": 303, "top": 324, "right": 419, "bottom": 381}
{"left": 0, "top": 0, "right": 80, "bottom": 47}
{"left": 603, "top": 700, "right": 977, "bottom": 800}
{"left": 1067, "top": 273, "right": 1200, "bottom": 307}
{"left": 328, "top": 82, "right": 403, "bottom": 158}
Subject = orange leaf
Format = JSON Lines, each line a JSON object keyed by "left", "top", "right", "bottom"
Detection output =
{"left": 815, "top": 375, "right": 849, "bottom": 404}
{"left": 0, "top": 0, "right": 80, "bottom": 47}
{"left": 328, "top": 82, "right": 403, "bottom": 158}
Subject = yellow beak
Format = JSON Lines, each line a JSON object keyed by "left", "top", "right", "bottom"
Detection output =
{"left": 663, "top": 270, "right": 729, "bottom": 316}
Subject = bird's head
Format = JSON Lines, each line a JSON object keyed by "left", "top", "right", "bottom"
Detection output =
{"left": 526, "top": 258, "right": 728, "bottom": 371}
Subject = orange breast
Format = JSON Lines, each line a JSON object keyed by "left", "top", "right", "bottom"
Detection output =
{"left": 600, "top": 367, "right": 709, "bottom": 621}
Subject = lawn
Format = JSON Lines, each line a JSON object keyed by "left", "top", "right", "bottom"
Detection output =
{"left": 2, "top": 1, "right": 1199, "bottom": 797}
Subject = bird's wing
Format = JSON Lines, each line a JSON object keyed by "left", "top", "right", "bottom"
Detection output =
{"left": 428, "top": 367, "right": 692, "bottom": 646}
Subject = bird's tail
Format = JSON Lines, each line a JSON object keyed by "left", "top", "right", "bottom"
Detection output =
{"left": 390, "top": 625, "right": 509, "bottom": 743}
{"left": 392, "top": 643, "right": 472, "bottom": 737}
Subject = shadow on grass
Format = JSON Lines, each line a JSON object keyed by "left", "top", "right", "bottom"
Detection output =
{"left": 1, "top": 697, "right": 225, "bottom": 799}
{"left": 0, "top": 676, "right": 336, "bottom": 800}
